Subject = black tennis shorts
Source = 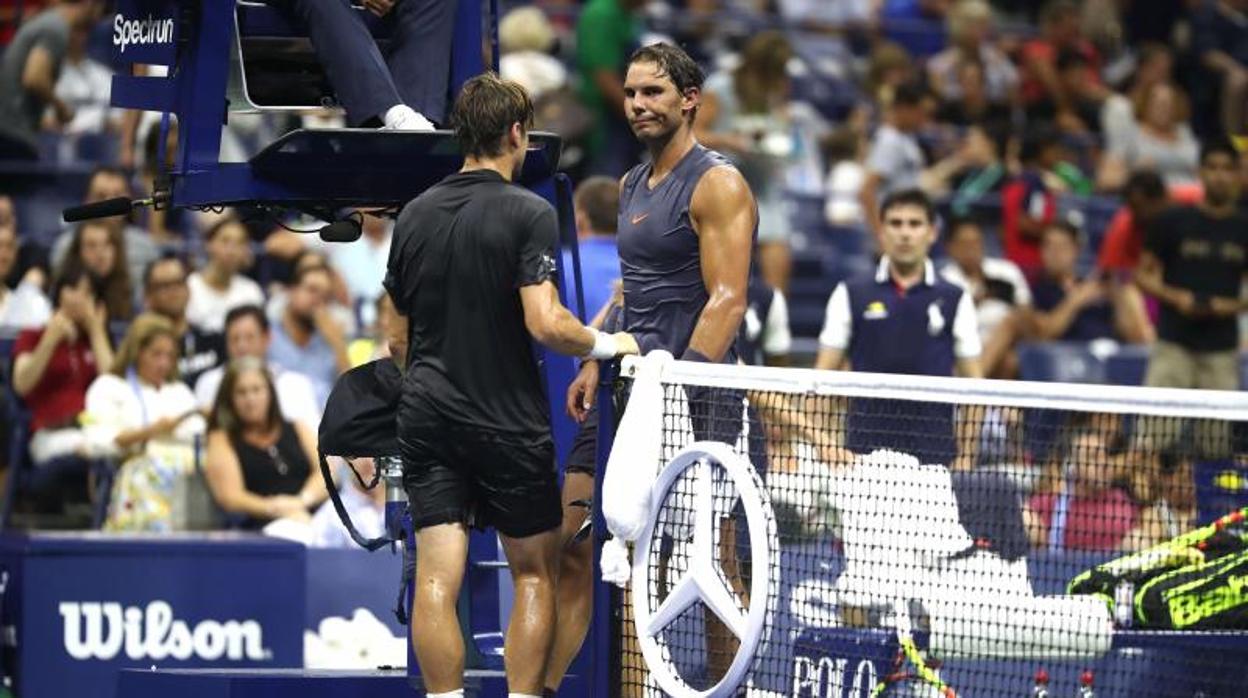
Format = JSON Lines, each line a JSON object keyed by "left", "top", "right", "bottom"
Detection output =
{"left": 398, "top": 399, "right": 562, "bottom": 538}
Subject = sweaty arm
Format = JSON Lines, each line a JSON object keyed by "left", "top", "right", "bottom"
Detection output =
{"left": 521, "top": 281, "right": 637, "bottom": 358}
{"left": 686, "top": 166, "right": 755, "bottom": 362}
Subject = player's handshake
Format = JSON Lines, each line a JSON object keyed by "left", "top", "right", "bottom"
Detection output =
{"left": 584, "top": 329, "right": 640, "bottom": 360}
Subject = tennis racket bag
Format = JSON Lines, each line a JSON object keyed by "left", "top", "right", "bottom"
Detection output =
{"left": 1068, "top": 508, "right": 1248, "bottom": 629}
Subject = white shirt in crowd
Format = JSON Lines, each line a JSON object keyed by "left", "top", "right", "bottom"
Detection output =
{"left": 54, "top": 55, "right": 117, "bottom": 135}
{"left": 819, "top": 258, "right": 982, "bottom": 361}
{"left": 865, "top": 124, "right": 925, "bottom": 201}
{"left": 308, "top": 479, "right": 385, "bottom": 548}
{"left": 83, "top": 372, "right": 205, "bottom": 461}
{"left": 939, "top": 257, "right": 1032, "bottom": 343}
{"left": 186, "top": 271, "right": 265, "bottom": 334}
{"left": 194, "top": 363, "right": 322, "bottom": 427}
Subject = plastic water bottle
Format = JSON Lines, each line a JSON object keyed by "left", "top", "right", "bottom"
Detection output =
{"left": 378, "top": 455, "right": 407, "bottom": 539}
{"left": 1114, "top": 581, "right": 1134, "bottom": 628}
{"left": 1031, "top": 668, "right": 1049, "bottom": 697}
{"left": 1077, "top": 670, "right": 1095, "bottom": 697}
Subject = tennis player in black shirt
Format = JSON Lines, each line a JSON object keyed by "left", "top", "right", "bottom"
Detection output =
{"left": 384, "top": 74, "right": 638, "bottom": 698}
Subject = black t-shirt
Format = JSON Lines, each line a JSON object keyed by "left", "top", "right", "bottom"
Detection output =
{"left": 179, "top": 325, "right": 223, "bottom": 388}
{"left": 385, "top": 169, "right": 558, "bottom": 435}
{"left": 1031, "top": 276, "right": 1115, "bottom": 342}
{"left": 1145, "top": 206, "right": 1248, "bottom": 352}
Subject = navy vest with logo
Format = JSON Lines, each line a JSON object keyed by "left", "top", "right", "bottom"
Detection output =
{"left": 617, "top": 143, "right": 752, "bottom": 360}
{"left": 844, "top": 270, "right": 967, "bottom": 465}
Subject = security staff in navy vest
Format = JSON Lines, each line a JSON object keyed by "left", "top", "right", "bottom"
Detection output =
{"left": 560, "top": 42, "right": 757, "bottom": 694}
{"left": 814, "top": 189, "right": 983, "bottom": 470}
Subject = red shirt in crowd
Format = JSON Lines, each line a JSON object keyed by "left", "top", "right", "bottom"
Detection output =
{"left": 1097, "top": 208, "right": 1142, "bottom": 273}
{"left": 1020, "top": 38, "right": 1103, "bottom": 105}
{"left": 1001, "top": 171, "right": 1054, "bottom": 278}
{"left": 1029, "top": 487, "right": 1139, "bottom": 552}
{"left": 12, "top": 328, "right": 99, "bottom": 433}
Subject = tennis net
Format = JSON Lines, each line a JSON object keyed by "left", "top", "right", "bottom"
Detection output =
{"left": 607, "top": 356, "right": 1248, "bottom": 698}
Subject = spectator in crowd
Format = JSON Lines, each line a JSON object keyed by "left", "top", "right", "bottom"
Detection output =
{"left": 865, "top": 41, "right": 918, "bottom": 108}
{"left": 1026, "top": 428, "right": 1140, "bottom": 552}
{"left": 59, "top": 220, "right": 133, "bottom": 322}
{"left": 1034, "top": 49, "right": 1106, "bottom": 135}
{"left": 316, "top": 212, "right": 391, "bottom": 330}
{"left": 939, "top": 217, "right": 1031, "bottom": 378}
{"left": 143, "top": 255, "right": 222, "bottom": 387}
{"left": 816, "top": 189, "right": 983, "bottom": 468}
{"left": 563, "top": 175, "right": 619, "bottom": 320}
{"left": 12, "top": 267, "right": 111, "bottom": 464}
{"left": 1135, "top": 140, "right": 1247, "bottom": 455}
{"left": 308, "top": 455, "right": 384, "bottom": 547}
{"left": 268, "top": 264, "right": 348, "bottom": 407}
{"left": 859, "top": 83, "right": 930, "bottom": 244}
{"left": 499, "top": 6, "right": 568, "bottom": 102}
{"left": 0, "top": 195, "right": 49, "bottom": 292}
{"left": 0, "top": 224, "right": 51, "bottom": 332}
{"left": 0, "top": 0, "right": 103, "bottom": 159}
{"left": 1030, "top": 221, "right": 1153, "bottom": 344}
{"left": 195, "top": 305, "right": 320, "bottom": 427}
{"left": 934, "top": 55, "right": 1014, "bottom": 129}
{"left": 204, "top": 357, "right": 326, "bottom": 530}
{"left": 187, "top": 216, "right": 265, "bottom": 335}
{"left": 576, "top": 0, "right": 644, "bottom": 175}
{"left": 1099, "top": 83, "right": 1200, "bottom": 190}
{"left": 85, "top": 313, "right": 205, "bottom": 532}
{"left": 1001, "top": 126, "right": 1061, "bottom": 279}
{"left": 947, "top": 123, "right": 1012, "bottom": 217}
{"left": 927, "top": 0, "right": 1019, "bottom": 106}
{"left": 1097, "top": 170, "right": 1169, "bottom": 276}
{"left": 1019, "top": 0, "right": 1106, "bottom": 112}
{"left": 266, "top": 248, "right": 357, "bottom": 339}
{"left": 696, "top": 31, "right": 797, "bottom": 291}
{"left": 822, "top": 128, "right": 866, "bottom": 226}
{"left": 1191, "top": 0, "right": 1248, "bottom": 136}
{"left": 47, "top": 14, "right": 114, "bottom": 139}
{"left": 1101, "top": 43, "right": 1175, "bottom": 155}
{"left": 52, "top": 167, "right": 159, "bottom": 288}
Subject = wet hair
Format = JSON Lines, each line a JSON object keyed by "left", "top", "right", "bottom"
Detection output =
{"left": 450, "top": 72, "right": 534, "bottom": 159}
{"left": 629, "top": 43, "right": 704, "bottom": 92}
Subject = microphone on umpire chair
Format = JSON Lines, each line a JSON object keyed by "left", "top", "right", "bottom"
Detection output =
{"left": 63, "top": 197, "right": 136, "bottom": 223}
{"left": 318, "top": 218, "right": 362, "bottom": 243}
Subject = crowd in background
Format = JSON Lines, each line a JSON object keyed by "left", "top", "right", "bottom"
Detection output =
{"left": 1, "top": 0, "right": 1247, "bottom": 551}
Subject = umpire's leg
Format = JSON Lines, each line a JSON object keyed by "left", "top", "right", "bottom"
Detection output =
{"left": 385, "top": 0, "right": 457, "bottom": 125}
{"left": 282, "top": 0, "right": 404, "bottom": 125}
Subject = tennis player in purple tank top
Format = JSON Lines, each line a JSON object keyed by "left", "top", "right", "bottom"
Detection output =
{"left": 553, "top": 43, "right": 759, "bottom": 695}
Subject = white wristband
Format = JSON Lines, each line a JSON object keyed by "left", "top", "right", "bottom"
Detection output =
{"left": 587, "top": 329, "right": 617, "bottom": 360}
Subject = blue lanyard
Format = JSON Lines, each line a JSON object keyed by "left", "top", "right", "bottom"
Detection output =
{"left": 126, "top": 368, "right": 150, "bottom": 428}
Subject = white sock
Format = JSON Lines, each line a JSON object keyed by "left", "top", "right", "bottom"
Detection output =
{"left": 382, "top": 104, "right": 435, "bottom": 131}
{"left": 426, "top": 691, "right": 464, "bottom": 698}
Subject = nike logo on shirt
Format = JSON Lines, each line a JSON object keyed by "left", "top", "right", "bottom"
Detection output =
{"left": 631, "top": 213, "right": 649, "bottom": 225}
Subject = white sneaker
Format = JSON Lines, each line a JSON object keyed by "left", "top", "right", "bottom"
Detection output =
{"left": 382, "top": 104, "right": 435, "bottom": 131}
